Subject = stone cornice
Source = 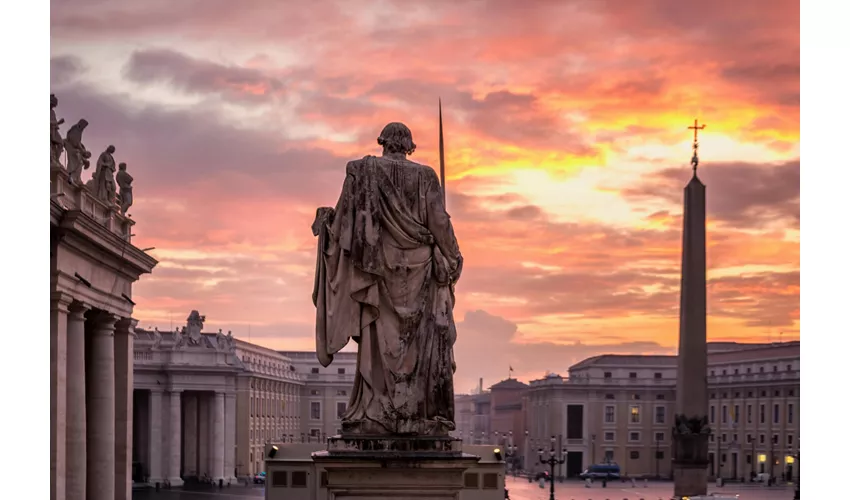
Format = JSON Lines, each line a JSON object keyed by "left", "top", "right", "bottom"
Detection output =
{"left": 57, "top": 210, "right": 157, "bottom": 277}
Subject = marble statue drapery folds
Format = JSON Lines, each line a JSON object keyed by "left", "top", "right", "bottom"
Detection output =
{"left": 312, "top": 152, "right": 462, "bottom": 437}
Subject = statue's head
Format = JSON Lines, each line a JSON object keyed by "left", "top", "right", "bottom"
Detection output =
{"left": 51, "top": 94, "right": 58, "bottom": 107}
{"left": 377, "top": 122, "right": 417, "bottom": 156}
{"left": 106, "top": 145, "right": 116, "bottom": 154}
{"left": 78, "top": 119, "right": 89, "bottom": 129}
{"left": 119, "top": 162, "right": 127, "bottom": 171}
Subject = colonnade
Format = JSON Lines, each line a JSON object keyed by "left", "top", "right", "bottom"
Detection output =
{"left": 50, "top": 293, "right": 136, "bottom": 500}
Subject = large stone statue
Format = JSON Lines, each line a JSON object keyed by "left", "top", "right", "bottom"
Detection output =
{"left": 50, "top": 94, "right": 65, "bottom": 167}
{"left": 116, "top": 162, "right": 134, "bottom": 214}
{"left": 90, "top": 145, "right": 117, "bottom": 204}
{"left": 312, "top": 122, "right": 463, "bottom": 437}
{"left": 64, "top": 119, "right": 91, "bottom": 184}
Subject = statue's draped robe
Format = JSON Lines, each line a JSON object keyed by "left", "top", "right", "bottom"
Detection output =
{"left": 313, "top": 155, "right": 462, "bottom": 436}
{"left": 92, "top": 152, "right": 117, "bottom": 203}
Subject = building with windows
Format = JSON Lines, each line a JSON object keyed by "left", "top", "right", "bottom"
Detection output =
{"left": 280, "top": 350, "right": 357, "bottom": 440}
{"left": 234, "top": 340, "right": 303, "bottom": 477}
{"left": 524, "top": 341, "right": 800, "bottom": 480}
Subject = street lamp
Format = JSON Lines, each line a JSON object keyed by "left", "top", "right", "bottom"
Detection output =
{"left": 537, "top": 435, "right": 567, "bottom": 500}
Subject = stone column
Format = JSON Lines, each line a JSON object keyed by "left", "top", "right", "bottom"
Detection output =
{"left": 87, "top": 310, "right": 117, "bottom": 500}
{"left": 225, "top": 392, "right": 237, "bottom": 483}
{"left": 148, "top": 389, "right": 164, "bottom": 485}
{"left": 184, "top": 394, "right": 198, "bottom": 477}
{"left": 50, "top": 292, "right": 73, "bottom": 500}
{"left": 212, "top": 392, "right": 225, "bottom": 481}
{"left": 65, "top": 300, "right": 89, "bottom": 500}
{"left": 114, "top": 318, "right": 136, "bottom": 500}
{"left": 167, "top": 390, "right": 184, "bottom": 486}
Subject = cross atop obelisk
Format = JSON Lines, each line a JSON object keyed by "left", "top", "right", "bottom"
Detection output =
{"left": 688, "top": 119, "right": 706, "bottom": 174}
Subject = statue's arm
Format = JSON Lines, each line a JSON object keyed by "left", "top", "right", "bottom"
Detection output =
{"left": 424, "top": 171, "right": 462, "bottom": 277}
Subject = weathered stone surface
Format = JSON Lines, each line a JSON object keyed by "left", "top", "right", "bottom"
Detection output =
{"left": 64, "top": 119, "right": 91, "bottom": 185}
{"left": 312, "top": 122, "right": 463, "bottom": 437}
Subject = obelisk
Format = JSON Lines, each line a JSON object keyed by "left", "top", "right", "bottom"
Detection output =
{"left": 672, "top": 119, "right": 710, "bottom": 499}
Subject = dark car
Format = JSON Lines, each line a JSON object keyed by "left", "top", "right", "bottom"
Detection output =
{"left": 579, "top": 463, "right": 621, "bottom": 480}
{"left": 253, "top": 471, "right": 266, "bottom": 484}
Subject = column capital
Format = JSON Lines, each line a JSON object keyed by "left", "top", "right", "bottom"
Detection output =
{"left": 89, "top": 310, "right": 118, "bottom": 335}
{"left": 51, "top": 291, "right": 75, "bottom": 311}
{"left": 68, "top": 300, "right": 91, "bottom": 319}
{"left": 114, "top": 317, "right": 139, "bottom": 336}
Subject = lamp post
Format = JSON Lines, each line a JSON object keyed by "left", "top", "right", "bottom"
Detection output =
{"left": 655, "top": 432, "right": 661, "bottom": 479}
{"left": 506, "top": 444, "right": 518, "bottom": 475}
{"left": 537, "top": 435, "right": 567, "bottom": 500}
{"left": 524, "top": 430, "right": 529, "bottom": 473}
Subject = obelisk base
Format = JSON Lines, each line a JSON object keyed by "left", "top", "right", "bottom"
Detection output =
{"left": 671, "top": 430, "right": 710, "bottom": 499}
{"left": 313, "top": 436, "right": 480, "bottom": 500}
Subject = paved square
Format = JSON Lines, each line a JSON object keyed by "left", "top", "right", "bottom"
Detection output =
{"left": 504, "top": 476, "right": 796, "bottom": 500}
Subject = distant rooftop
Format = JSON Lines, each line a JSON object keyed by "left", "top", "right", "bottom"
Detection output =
{"left": 489, "top": 378, "right": 529, "bottom": 391}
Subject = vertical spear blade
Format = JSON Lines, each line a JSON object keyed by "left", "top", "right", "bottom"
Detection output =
{"left": 439, "top": 98, "right": 446, "bottom": 207}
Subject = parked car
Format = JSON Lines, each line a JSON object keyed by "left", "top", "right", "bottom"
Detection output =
{"left": 579, "top": 463, "right": 621, "bottom": 480}
{"left": 254, "top": 471, "right": 267, "bottom": 484}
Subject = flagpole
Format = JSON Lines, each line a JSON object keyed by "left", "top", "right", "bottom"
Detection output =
{"left": 438, "top": 98, "right": 446, "bottom": 208}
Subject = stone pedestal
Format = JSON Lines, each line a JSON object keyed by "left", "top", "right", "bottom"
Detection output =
{"left": 312, "top": 436, "right": 479, "bottom": 500}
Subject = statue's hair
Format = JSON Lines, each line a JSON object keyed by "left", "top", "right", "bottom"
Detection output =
{"left": 377, "top": 122, "right": 417, "bottom": 156}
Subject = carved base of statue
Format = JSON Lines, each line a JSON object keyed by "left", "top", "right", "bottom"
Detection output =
{"left": 313, "top": 435, "right": 478, "bottom": 500}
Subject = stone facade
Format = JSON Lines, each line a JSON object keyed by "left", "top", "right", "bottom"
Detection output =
{"left": 234, "top": 340, "right": 303, "bottom": 477}
{"left": 525, "top": 342, "right": 800, "bottom": 480}
{"left": 280, "top": 351, "right": 357, "bottom": 441}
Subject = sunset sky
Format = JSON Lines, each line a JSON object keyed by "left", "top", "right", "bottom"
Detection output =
{"left": 50, "top": 0, "right": 799, "bottom": 392}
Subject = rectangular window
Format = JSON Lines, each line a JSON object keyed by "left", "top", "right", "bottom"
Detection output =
{"left": 336, "top": 402, "right": 347, "bottom": 418}
{"left": 760, "top": 404, "right": 765, "bottom": 424}
{"left": 788, "top": 404, "right": 794, "bottom": 424}
{"left": 656, "top": 394, "right": 665, "bottom": 400}
{"left": 773, "top": 434, "right": 779, "bottom": 444}
{"left": 655, "top": 406, "right": 666, "bottom": 424}
{"left": 566, "top": 405, "right": 584, "bottom": 439}
{"left": 722, "top": 405, "right": 728, "bottom": 424}
{"left": 759, "top": 434, "right": 765, "bottom": 444}
{"left": 747, "top": 405, "right": 752, "bottom": 424}
{"left": 310, "top": 428, "right": 320, "bottom": 437}
{"left": 654, "top": 372, "right": 662, "bottom": 379}
{"left": 604, "top": 431, "right": 615, "bottom": 441}
{"left": 310, "top": 402, "right": 321, "bottom": 420}
{"left": 655, "top": 450, "right": 664, "bottom": 460}
{"left": 604, "top": 372, "right": 612, "bottom": 379}
{"left": 629, "top": 431, "right": 640, "bottom": 442}
{"left": 629, "top": 372, "right": 637, "bottom": 379}
{"left": 271, "top": 471, "right": 287, "bottom": 487}
{"left": 604, "top": 405, "right": 615, "bottom": 423}
{"left": 773, "top": 404, "right": 780, "bottom": 424}
{"left": 787, "top": 434, "right": 793, "bottom": 445}
{"left": 654, "top": 432, "right": 664, "bottom": 442}
{"left": 746, "top": 434, "right": 752, "bottom": 443}
{"left": 337, "top": 368, "right": 345, "bottom": 374}
{"left": 734, "top": 405, "right": 740, "bottom": 424}
{"left": 630, "top": 451, "right": 639, "bottom": 460}
{"left": 710, "top": 405, "right": 715, "bottom": 423}
{"left": 310, "top": 389, "right": 320, "bottom": 396}
{"left": 311, "top": 367, "right": 319, "bottom": 374}
{"left": 722, "top": 433, "right": 727, "bottom": 442}
{"left": 604, "top": 393, "right": 615, "bottom": 400}
{"left": 630, "top": 405, "right": 640, "bottom": 424}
